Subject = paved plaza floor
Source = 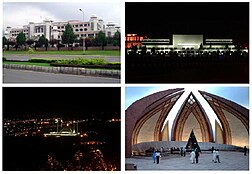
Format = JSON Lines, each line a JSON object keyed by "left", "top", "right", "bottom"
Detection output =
{"left": 125, "top": 151, "right": 249, "bottom": 170}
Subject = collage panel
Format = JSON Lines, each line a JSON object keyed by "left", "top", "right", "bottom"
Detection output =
{"left": 3, "top": 2, "right": 121, "bottom": 83}
{"left": 125, "top": 86, "right": 249, "bottom": 170}
{"left": 125, "top": 2, "right": 249, "bottom": 83}
{"left": 3, "top": 87, "right": 121, "bottom": 171}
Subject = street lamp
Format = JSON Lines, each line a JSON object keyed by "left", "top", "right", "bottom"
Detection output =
{"left": 79, "top": 9, "right": 85, "bottom": 55}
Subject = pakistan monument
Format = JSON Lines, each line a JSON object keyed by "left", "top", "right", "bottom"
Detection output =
{"left": 125, "top": 88, "right": 249, "bottom": 170}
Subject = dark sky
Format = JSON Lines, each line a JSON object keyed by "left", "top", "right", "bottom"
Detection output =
{"left": 126, "top": 2, "right": 249, "bottom": 45}
{"left": 3, "top": 87, "right": 120, "bottom": 119}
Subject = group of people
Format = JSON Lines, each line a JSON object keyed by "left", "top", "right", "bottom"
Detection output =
{"left": 190, "top": 147, "right": 221, "bottom": 164}
{"left": 151, "top": 146, "right": 249, "bottom": 165}
{"left": 152, "top": 149, "right": 161, "bottom": 164}
{"left": 189, "top": 148, "right": 200, "bottom": 164}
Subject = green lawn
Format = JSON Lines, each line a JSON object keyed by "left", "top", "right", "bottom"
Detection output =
{"left": 3, "top": 50, "right": 120, "bottom": 56}
{"left": 3, "top": 61, "right": 51, "bottom": 67}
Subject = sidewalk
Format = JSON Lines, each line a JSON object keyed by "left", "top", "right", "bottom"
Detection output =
{"left": 126, "top": 151, "right": 249, "bottom": 170}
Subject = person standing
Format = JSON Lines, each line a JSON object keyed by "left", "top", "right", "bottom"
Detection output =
{"left": 215, "top": 149, "right": 221, "bottom": 163}
{"left": 190, "top": 150, "right": 196, "bottom": 164}
{"left": 156, "top": 150, "right": 161, "bottom": 164}
{"left": 152, "top": 149, "right": 156, "bottom": 163}
{"left": 183, "top": 147, "right": 186, "bottom": 157}
{"left": 244, "top": 146, "right": 247, "bottom": 156}
{"left": 195, "top": 148, "right": 199, "bottom": 163}
{"left": 212, "top": 149, "right": 216, "bottom": 162}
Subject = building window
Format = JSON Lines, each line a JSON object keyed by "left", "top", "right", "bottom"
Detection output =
{"left": 75, "top": 29, "right": 79, "bottom": 32}
{"left": 80, "top": 24, "right": 83, "bottom": 27}
{"left": 80, "top": 28, "right": 83, "bottom": 31}
{"left": 84, "top": 28, "right": 87, "bottom": 31}
{"left": 84, "top": 24, "right": 87, "bottom": 27}
{"left": 58, "top": 26, "right": 60, "bottom": 29}
{"left": 75, "top": 25, "right": 78, "bottom": 27}
{"left": 61, "top": 26, "right": 64, "bottom": 29}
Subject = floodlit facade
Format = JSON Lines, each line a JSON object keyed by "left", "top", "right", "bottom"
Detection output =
{"left": 126, "top": 34, "right": 248, "bottom": 54}
{"left": 125, "top": 34, "right": 146, "bottom": 49}
{"left": 4, "top": 15, "right": 120, "bottom": 41}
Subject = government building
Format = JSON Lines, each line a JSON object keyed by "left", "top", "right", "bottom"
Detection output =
{"left": 125, "top": 88, "right": 249, "bottom": 157}
{"left": 125, "top": 34, "right": 248, "bottom": 55}
{"left": 4, "top": 14, "right": 120, "bottom": 42}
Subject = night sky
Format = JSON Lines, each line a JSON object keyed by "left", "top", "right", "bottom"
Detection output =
{"left": 126, "top": 2, "right": 249, "bottom": 45}
{"left": 3, "top": 87, "right": 120, "bottom": 119}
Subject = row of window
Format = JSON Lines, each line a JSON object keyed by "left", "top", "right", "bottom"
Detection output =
{"left": 10, "top": 30, "right": 28, "bottom": 33}
{"left": 56, "top": 23, "right": 90, "bottom": 29}
{"left": 75, "top": 28, "right": 88, "bottom": 32}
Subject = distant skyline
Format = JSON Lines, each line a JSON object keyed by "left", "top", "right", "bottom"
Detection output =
{"left": 3, "top": 2, "right": 121, "bottom": 30}
{"left": 3, "top": 87, "right": 120, "bottom": 118}
{"left": 126, "top": 2, "right": 249, "bottom": 46}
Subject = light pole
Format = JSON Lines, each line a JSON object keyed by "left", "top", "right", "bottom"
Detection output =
{"left": 79, "top": 9, "right": 85, "bottom": 55}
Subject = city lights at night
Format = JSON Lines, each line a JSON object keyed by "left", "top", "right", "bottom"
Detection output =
{"left": 3, "top": 87, "right": 121, "bottom": 171}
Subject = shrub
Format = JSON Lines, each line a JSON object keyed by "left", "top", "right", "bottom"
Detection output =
{"left": 27, "top": 47, "right": 35, "bottom": 54}
{"left": 55, "top": 58, "right": 107, "bottom": 65}
{"left": 3, "top": 57, "right": 7, "bottom": 61}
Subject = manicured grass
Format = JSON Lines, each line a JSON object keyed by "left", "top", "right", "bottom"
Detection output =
{"left": 3, "top": 50, "right": 120, "bottom": 56}
{"left": 3, "top": 61, "right": 51, "bottom": 67}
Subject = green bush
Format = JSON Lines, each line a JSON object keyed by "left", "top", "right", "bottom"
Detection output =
{"left": 3, "top": 57, "right": 7, "bottom": 61}
{"left": 55, "top": 58, "right": 107, "bottom": 65}
{"left": 108, "top": 62, "right": 120, "bottom": 65}
{"left": 27, "top": 47, "right": 35, "bottom": 54}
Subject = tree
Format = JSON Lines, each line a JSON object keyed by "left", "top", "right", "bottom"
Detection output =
{"left": 16, "top": 32, "right": 26, "bottom": 50}
{"left": 113, "top": 31, "right": 121, "bottom": 47}
{"left": 38, "top": 35, "right": 46, "bottom": 46}
{"left": 78, "top": 37, "right": 93, "bottom": 50}
{"left": 96, "top": 31, "right": 106, "bottom": 50}
{"left": 38, "top": 35, "right": 49, "bottom": 51}
{"left": 61, "top": 23, "right": 77, "bottom": 50}
{"left": 3, "top": 36, "right": 7, "bottom": 50}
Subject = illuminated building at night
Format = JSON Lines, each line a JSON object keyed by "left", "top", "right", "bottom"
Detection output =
{"left": 126, "top": 34, "right": 248, "bottom": 55}
{"left": 125, "top": 34, "right": 146, "bottom": 49}
{"left": 125, "top": 88, "right": 249, "bottom": 157}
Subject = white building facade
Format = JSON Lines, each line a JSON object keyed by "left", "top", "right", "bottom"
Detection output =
{"left": 4, "top": 14, "right": 120, "bottom": 42}
{"left": 138, "top": 34, "right": 248, "bottom": 55}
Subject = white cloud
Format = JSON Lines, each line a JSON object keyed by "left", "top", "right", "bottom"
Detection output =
{"left": 3, "top": 2, "right": 121, "bottom": 30}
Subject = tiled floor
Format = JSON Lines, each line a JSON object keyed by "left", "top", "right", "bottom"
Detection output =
{"left": 125, "top": 151, "right": 249, "bottom": 170}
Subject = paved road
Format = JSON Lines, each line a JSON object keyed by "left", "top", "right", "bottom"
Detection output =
{"left": 4, "top": 54, "right": 120, "bottom": 62}
{"left": 3, "top": 68, "right": 120, "bottom": 83}
{"left": 125, "top": 151, "right": 249, "bottom": 170}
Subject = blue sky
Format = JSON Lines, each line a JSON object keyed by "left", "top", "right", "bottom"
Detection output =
{"left": 125, "top": 86, "right": 249, "bottom": 109}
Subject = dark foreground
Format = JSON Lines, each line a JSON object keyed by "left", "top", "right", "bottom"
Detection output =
{"left": 126, "top": 54, "right": 249, "bottom": 83}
